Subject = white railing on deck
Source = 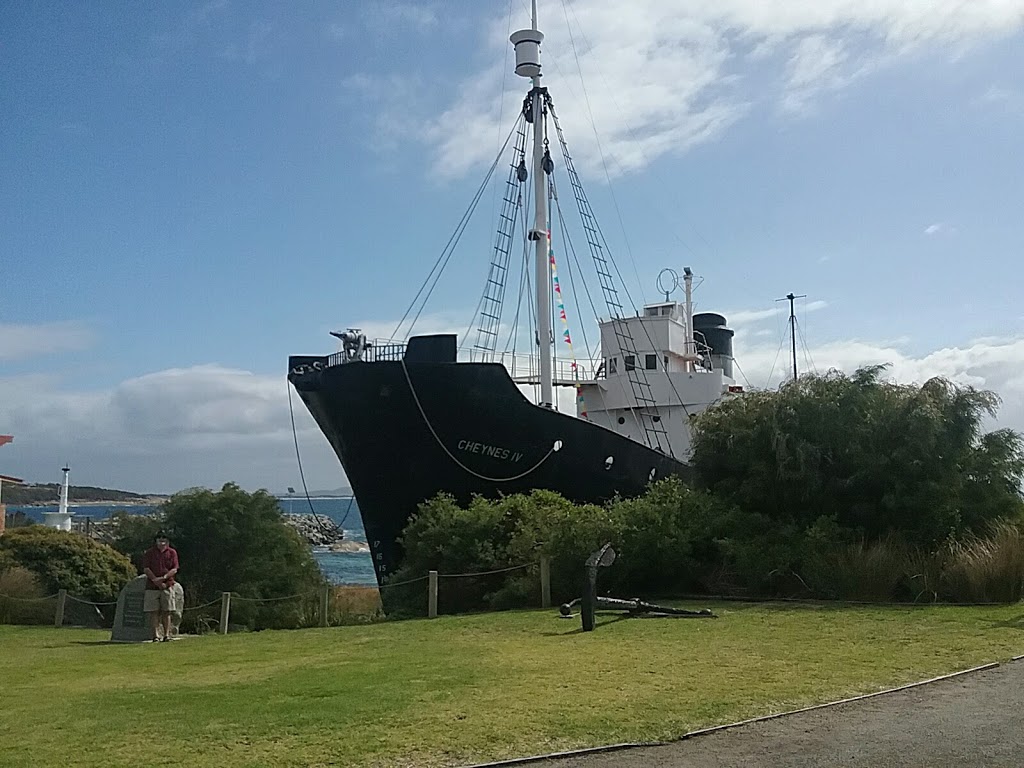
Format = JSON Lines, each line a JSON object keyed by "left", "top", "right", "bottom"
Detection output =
{"left": 459, "top": 349, "right": 602, "bottom": 382}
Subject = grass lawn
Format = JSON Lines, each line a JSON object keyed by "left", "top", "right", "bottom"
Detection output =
{"left": 2, "top": 602, "right": 1024, "bottom": 767}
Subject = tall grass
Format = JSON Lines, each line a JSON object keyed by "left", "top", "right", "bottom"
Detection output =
{"left": 0, "top": 566, "right": 53, "bottom": 624}
{"left": 803, "top": 537, "right": 912, "bottom": 601}
{"left": 329, "top": 585, "right": 384, "bottom": 624}
{"left": 941, "top": 521, "right": 1024, "bottom": 603}
{"left": 799, "top": 520, "right": 1024, "bottom": 604}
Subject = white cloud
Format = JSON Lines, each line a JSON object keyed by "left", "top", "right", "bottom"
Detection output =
{"left": 381, "top": 4, "right": 437, "bottom": 28}
{"left": 362, "top": 3, "right": 439, "bottom": 34}
{"left": 979, "top": 84, "right": 1018, "bottom": 104}
{"left": 219, "top": 20, "right": 274, "bottom": 64}
{"left": 0, "top": 366, "right": 342, "bottom": 494}
{"left": 924, "top": 222, "right": 957, "bottom": 236}
{"left": 339, "top": 73, "right": 430, "bottom": 159}
{"left": 781, "top": 34, "right": 867, "bottom": 114}
{"left": 0, "top": 322, "right": 97, "bottom": 361}
{"left": 973, "top": 83, "right": 1024, "bottom": 115}
{"left": 324, "top": 22, "right": 346, "bottom": 42}
{"left": 726, "top": 300, "right": 828, "bottom": 326}
{"left": 419, "top": 0, "right": 1024, "bottom": 177}
{"left": 343, "top": 310, "right": 474, "bottom": 345}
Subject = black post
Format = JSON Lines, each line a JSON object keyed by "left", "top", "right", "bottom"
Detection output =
{"left": 581, "top": 565, "right": 597, "bottom": 632}
{"left": 580, "top": 543, "right": 616, "bottom": 632}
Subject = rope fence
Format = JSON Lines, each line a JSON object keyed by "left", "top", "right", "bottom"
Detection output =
{"left": 66, "top": 594, "right": 117, "bottom": 606}
{"left": 437, "top": 563, "right": 533, "bottom": 579}
{"left": 0, "top": 556, "right": 554, "bottom": 631}
{"left": 0, "top": 592, "right": 60, "bottom": 602}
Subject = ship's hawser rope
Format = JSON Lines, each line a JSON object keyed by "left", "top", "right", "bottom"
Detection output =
{"left": 400, "top": 358, "right": 555, "bottom": 482}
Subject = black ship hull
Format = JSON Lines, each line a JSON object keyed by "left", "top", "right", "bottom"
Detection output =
{"left": 288, "top": 349, "right": 690, "bottom": 585}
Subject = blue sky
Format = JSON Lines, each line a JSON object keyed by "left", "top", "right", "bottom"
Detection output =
{"left": 2, "top": 1, "right": 1023, "bottom": 493}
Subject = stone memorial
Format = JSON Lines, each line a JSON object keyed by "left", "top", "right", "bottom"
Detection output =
{"left": 110, "top": 576, "right": 151, "bottom": 642}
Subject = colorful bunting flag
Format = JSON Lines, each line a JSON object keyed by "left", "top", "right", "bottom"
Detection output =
{"left": 548, "top": 234, "right": 587, "bottom": 419}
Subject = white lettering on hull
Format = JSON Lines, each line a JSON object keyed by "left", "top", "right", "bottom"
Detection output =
{"left": 456, "top": 439, "right": 524, "bottom": 463}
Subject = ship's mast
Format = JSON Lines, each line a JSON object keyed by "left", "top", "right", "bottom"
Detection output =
{"left": 511, "top": 1, "right": 552, "bottom": 408}
{"left": 777, "top": 292, "right": 806, "bottom": 381}
{"left": 683, "top": 267, "right": 695, "bottom": 373}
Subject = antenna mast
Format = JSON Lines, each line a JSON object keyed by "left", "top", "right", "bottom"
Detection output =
{"left": 511, "top": 0, "right": 552, "bottom": 408}
{"left": 776, "top": 292, "right": 806, "bottom": 381}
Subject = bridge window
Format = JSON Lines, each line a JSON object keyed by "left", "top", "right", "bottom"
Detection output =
{"left": 645, "top": 354, "right": 657, "bottom": 370}
{"left": 624, "top": 355, "right": 636, "bottom": 371}
{"left": 608, "top": 357, "right": 617, "bottom": 374}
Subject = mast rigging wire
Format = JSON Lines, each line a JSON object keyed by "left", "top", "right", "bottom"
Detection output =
{"left": 391, "top": 114, "right": 526, "bottom": 342}
{"left": 559, "top": 0, "right": 719, "bottom": 263}
{"left": 558, "top": 0, "right": 645, "bottom": 303}
{"left": 286, "top": 380, "right": 354, "bottom": 533}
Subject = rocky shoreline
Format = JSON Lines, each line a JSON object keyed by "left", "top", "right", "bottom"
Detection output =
{"left": 56, "top": 510, "right": 356, "bottom": 550}
{"left": 283, "top": 513, "right": 345, "bottom": 547}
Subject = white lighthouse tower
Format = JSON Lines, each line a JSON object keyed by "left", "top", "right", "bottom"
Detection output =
{"left": 42, "top": 466, "right": 73, "bottom": 531}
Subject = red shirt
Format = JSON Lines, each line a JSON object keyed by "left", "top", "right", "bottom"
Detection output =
{"left": 143, "top": 545, "right": 179, "bottom": 590}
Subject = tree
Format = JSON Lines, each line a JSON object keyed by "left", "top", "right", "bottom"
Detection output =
{"left": 690, "top": 366, "right": 1024, "bottom": 547}
{"left": 110, "top": 483, "right": 325, "bottom": 629}
{"left": 0, "top": 527, "right": 136, "bottom": 602}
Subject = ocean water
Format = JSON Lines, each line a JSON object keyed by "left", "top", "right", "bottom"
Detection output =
{"left": 6, "top": 497, "right": 376, "bottom": 586}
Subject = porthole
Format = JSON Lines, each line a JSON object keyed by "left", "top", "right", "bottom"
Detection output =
{"left": 604, "top": 456, "right": 614, "bottom": 470}
{"left": 617, "top": 416, "right": 625, "bottom": 425}
{"left": 553, "top": 439, "right": 563, "bottom": 452}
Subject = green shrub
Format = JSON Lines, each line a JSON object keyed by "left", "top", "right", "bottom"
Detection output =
{"left": 691, "top": 366, "right": 1024, "bottom": 549}
{"left": 391, "top": 480, "right": 1024, "bottom": 611}
{"left": 390, "top": 480, "right": 738, "bottom": 613}
{"left": 0, "top": 527, "right": 135, "bottom": 603}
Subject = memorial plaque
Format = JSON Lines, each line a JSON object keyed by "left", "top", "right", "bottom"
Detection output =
{"left": 110, "top": 576, "right": 151, "bottom": 642}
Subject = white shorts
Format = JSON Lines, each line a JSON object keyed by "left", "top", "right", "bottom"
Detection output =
{"left": 144, "top": 584, "right": 184, "bottom": 613}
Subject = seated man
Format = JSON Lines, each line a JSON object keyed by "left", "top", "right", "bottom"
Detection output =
{"left": 142, "top": 530, "right": 181, "bottom": 642}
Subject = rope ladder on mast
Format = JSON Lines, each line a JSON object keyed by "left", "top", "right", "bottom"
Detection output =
{"left": 546, "top": 94, "right": 671, "bottom": 455}
{"left": 475, "top": 118, "right": 530, "bottom": 358}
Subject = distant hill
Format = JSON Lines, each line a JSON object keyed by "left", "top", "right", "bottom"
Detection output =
{"left": 2, "top": 484, "right": 163, "bottom": 506}
{"left": 278, "top": 487, "right": 353, "bottom": 498}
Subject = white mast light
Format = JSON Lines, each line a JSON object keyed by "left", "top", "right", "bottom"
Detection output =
{"left": 510, "top": 29, "right": 544, "bottom": 79}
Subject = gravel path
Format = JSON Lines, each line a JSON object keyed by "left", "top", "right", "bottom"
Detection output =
{"left": 527, "top": 661, "right": 1024, "bottom": 768}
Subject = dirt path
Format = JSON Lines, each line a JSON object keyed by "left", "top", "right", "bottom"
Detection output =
{"left": 528, "top": 661, "right": 1024, "bottom": 768}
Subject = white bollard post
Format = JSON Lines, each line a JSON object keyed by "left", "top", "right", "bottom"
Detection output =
{"left": 54, "top": 589, "right": 67, "bottom": 628}
{"left": 219, "top": 592, "right": 231, "bottom": 635}
{"left": 428, "top": 571, "right": 438, "bottom": 619}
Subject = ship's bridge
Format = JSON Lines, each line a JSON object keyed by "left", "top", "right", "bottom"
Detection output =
{"left": 573, "top": 300, "right": 739, "bottom": 461}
